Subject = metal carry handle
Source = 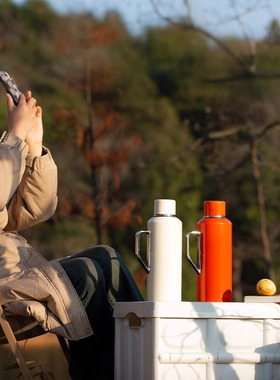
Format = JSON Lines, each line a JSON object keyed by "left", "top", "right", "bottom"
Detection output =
{"left": 135, "top": 230, "right": 151, "bottom": 274}
{"left": 186, "top": 230, "right": 202, "bottom": 274}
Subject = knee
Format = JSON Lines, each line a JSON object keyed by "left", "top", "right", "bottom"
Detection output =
{"left": 82, "top": 245, "right": 122, "bottom": 270}
{"left": 94, "top": 245, "right": 118, "bottom": 259}
{"left": 61, "top": 257, "right": 100, "bottom": 288}
{"left": 60, "top": 257, "right": 106, "bottom": 308}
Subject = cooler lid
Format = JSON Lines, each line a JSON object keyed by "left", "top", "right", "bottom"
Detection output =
{"left": 113, "top": 301, "right": 280, "bottom": 319}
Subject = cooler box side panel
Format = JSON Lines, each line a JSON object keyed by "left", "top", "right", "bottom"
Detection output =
{"left": 114, "top": 312, "right": 154, "bottom": 380}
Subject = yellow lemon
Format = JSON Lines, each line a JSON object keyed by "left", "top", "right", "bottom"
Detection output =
{"left": 256, "top": 278, "right": 276, "bottom": 296}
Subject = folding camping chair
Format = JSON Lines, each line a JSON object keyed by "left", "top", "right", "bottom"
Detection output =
{"left": 0, "top": 303, "right": 70, "bottom": 379}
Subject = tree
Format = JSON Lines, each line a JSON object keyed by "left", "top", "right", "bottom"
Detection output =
{"left": 266, "top": 19, "right": 280, "bottom": 44}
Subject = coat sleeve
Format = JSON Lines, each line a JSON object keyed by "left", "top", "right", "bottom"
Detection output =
{"left": 0, "top": 132, "right": 29, "bottom": 212}
{"left": 5, "top": 145, "right": 58, "bottom": 231}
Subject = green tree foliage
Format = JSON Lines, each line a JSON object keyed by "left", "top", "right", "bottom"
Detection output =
{"left": 266, "top": 19, "right": 280, "bottom": 44}
{"left": 0, "top": 0, "right": 280, "bottom": 300}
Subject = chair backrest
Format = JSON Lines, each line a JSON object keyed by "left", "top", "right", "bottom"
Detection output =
{"left": 0, "top": 304, "right": 35, "bottom": 379}
{"left": 0, "top": 304, "right": 70, "bottom": 379}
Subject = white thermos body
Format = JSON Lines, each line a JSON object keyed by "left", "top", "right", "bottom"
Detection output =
{"left": 135, "top": 199, "right": 182, "bottom": 301}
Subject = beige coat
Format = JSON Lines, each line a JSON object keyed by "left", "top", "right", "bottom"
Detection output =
{"left": 0, "top": 131, "right": 93, "bottom": 340}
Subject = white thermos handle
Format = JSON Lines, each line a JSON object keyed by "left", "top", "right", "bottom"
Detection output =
{"left": 186, "top": 230, "right": 202, "bottom": 274}
{"left": 135, "top": 230, "right": 151, "bottom": 273}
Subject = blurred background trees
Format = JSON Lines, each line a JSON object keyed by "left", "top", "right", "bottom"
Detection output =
{"left": 0, "top": 0, "right": 280, "bottom": 301}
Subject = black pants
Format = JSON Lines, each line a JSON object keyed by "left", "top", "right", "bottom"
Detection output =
{"left": 60, "top": 245, "right": 143, "bottom": 380}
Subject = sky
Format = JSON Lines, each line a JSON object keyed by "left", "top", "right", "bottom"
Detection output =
{"left": 13, "top": 0, "right": 280, "bottom": 40}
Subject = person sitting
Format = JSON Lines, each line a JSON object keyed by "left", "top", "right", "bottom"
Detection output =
{"left": 0, "top": 91, "right": 143, "bottom": 380}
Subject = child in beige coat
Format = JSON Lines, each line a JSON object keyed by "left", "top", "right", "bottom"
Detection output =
{"left": 0, "top": 91, "right": 143, "bottom": 379}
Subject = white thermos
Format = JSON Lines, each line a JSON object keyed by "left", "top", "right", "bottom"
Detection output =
{"left": 135, "top": 199, "right": 182, "bottom": 301}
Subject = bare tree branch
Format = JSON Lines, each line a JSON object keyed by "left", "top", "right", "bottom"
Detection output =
{"left": 149, "top": 0, "right": 280, "bottom": 81}
{"left": 182, "top": 0, "right": 193, "bottom": 23}
{"left": 229, "top": 0, "right": 258, "bottom": 71}
{"left": 193, "top": 120, "right": 280, "bottom": 148}
{"left": 150, "top": 0, "right": 251, "bottom": 73}
{"left": 205, "top": 72, "right": 280, "bottom": 82}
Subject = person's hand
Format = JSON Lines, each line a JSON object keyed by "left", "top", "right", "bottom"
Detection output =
{"left": 25, "top": 91, "right": 43, "bottom": 156}
{"left": 7, "top": 92, "right": 38, "bottom": 140}
{"left": 6, "top": 91, "right": 43, "bottom": 156}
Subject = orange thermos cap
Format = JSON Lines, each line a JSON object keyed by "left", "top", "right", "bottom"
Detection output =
{"left": 204, "top": 200, "right": 226, "bottom": 217}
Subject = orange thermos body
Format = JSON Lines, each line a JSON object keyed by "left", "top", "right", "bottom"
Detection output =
{"left": 186, "top": 200, "right": 232, "bottom": 302}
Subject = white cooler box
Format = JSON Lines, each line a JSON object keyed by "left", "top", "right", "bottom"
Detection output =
{"left": 114, "top": 301, "right": 280, "bottom": 380}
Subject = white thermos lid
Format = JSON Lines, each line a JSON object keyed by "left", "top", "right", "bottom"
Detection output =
{"left": 154, "top": 199, "right": 176, "bottom": 216}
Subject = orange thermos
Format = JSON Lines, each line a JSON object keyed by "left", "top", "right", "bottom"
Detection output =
{"left": 186, "top": 200, "right": 232, "bottom": 302}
